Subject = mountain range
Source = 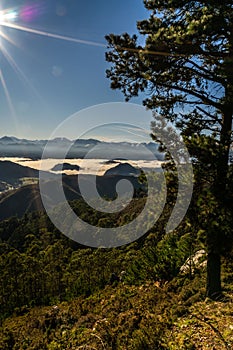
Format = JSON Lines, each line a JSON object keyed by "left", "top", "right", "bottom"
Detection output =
{"left": 0, "top": 136, "right": 163, "bottom": 160}
{"left": 0, "top": 136, "right": 158, "bottom": 220}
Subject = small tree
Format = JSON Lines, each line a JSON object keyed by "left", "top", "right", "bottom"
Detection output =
{"left": 105, "top": 0, "right": 233, "bottom": 298}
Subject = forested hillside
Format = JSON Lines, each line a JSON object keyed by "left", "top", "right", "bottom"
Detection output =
{"left": 0, "top": 165, "right": 233, "bottom": 348}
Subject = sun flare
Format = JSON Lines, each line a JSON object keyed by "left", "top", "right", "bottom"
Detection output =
{"left": 0, "top": 4, "right": 106, "bottom": 121}
{"left": 0, "top": 10, "right": 17, "bottom": 23}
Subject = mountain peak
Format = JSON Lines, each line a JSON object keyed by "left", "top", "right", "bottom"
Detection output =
{"left": 104, "top": 162, "right": 141, "bottom": 177}
{"left": 0, "top": 136, "right": 20, "bottom": 144}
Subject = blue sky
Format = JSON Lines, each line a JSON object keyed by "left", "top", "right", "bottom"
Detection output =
{"left": 0, "top": 0, "right": 151, "bottom": 140}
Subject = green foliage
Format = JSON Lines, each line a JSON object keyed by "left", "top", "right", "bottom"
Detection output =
{"left": 0, "top": 184, "right": 232, "bottom": 348}
{"left": 0, "top": 280, "right": 194, "bottom": 349}
{"left": 128, "top": 228, "right": 199, "bottom": 284}
{"left": 0, "top": 181, "right": 204, "bottom": 319}
{"left": 106, "top": 1, "right": 233, "bottom": 129}
{"left": 0, "top": 203, "right": 145, "bottom": 319}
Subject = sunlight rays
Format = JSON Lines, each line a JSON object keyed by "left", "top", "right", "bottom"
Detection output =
{"left": 1, "top": 45, "right": 45, "bottom": 103}
{"left": 0, "top": 69, "right": 15, "bottom": 115}
{"left": 0, "top": 5, "right": 107, "bottom": 123}
{"left": 1, "top": 21, "right": 106, "bottom": 48}
{"left": 0, "top": 29, "right": 19, "bottom": 48}
{"left": 0, "top": 69, "right": 18, "bottom": 132}
{"left": 0, "top": 7, "right": 106, "bottom": 121}
{"left": 0, "top": 3, "right": 179, "bottom": 129}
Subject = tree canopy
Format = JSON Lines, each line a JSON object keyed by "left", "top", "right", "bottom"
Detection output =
{"left": 106, "top": 0, "right": 232, "bottom": 133}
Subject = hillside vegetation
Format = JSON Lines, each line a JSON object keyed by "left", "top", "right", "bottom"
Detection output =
{"left": 1, "top": 261, "right": 233, "bottom": 349}
{"left": 0, "top": 190, "right": 233, "bottom": 349}
{"left": 0, "top": 166, "right": 232, "bottom": 349}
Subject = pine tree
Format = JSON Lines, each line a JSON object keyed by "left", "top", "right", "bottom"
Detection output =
{"left": 105, "top": 0, "right": 233, "bottom": 299}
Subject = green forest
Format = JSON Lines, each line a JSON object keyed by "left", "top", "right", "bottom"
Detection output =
{"left": 1, "top": 0, "right": 233, "bottom": 348}
{"left": 0, "top": 164, "right": 233, "bottom": 348}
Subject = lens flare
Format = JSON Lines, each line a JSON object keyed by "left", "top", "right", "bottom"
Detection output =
{"left": 20, "top": 4, "right": 42, "bottom": 22}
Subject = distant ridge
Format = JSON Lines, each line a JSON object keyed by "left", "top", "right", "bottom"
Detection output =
{"left": 0, "top": 161, "right": 39, "bottom": 182}
{"left": 0, "top": 173, "right": 146, "bottom": 221}
{"left": 0, "top": 136, "right": 21, "bottom": 144}
{"left": 0, "top": 160, "right": 53, "bottom": 185}
{"left": 0, "top": 136, "right": 163, "bottom": 160}
{"left": 0, "top": 180, "right": 81, "bottom": 221}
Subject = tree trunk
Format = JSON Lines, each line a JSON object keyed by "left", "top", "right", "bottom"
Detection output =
{"left": 206, "top": 252, "right": 221, "bottom": 299}
{"left": 206, "top": 107, "right": 232, "bottom": 299}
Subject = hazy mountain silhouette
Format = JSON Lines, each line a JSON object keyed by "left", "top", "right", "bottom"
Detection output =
{"left": 104, "top": 163, "right": 141, "bottom": 177}
{"left": 0, "top": 136, "right": 163, "bottom": 160}
{"left": 51, "top": 163, "right": 81, "bottom": 172}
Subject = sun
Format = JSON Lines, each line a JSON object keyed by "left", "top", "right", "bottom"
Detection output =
{"left": 0, "top": 8, "right": 18, "bottom": 37}
{"left": 0, "top": 8, "right": 18, "bottom": 47}
{"left": 0, "top": 10, "right": 17, "bottom": 24}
